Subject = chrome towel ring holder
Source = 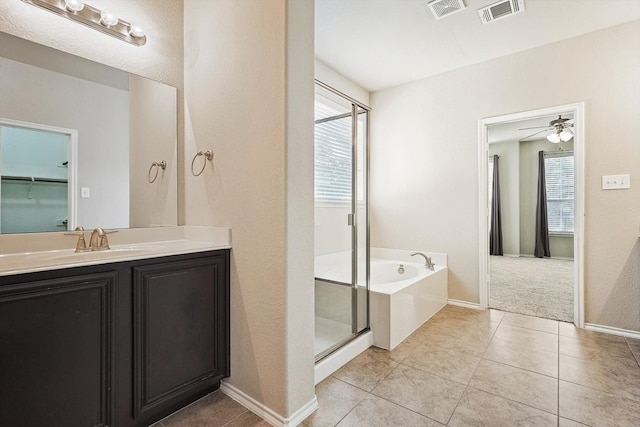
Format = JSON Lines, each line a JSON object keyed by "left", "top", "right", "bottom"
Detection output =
{"left": 148, "top": 160, "right": 166, "bottom": 183}
{"left": 191, "top": 150, "right": 214, "bottom": 176}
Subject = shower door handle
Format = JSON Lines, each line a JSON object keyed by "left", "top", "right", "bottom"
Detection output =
{"left": 347, "top": 213, "right": 354, "bottom": 226}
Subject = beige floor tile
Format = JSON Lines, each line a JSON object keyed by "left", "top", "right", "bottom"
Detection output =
{"left": 483, "top": 337, "right": 558, "bottom": 377}
{"left": 559, "top": 334, "right": 634, "bottom": 361}
{"left": 627, "top": 337, "right": 640, "bottom": 364}
{"left": 303, "top": 377, "right": 369, "bottom": 427}
{"left": 558, "top": 417, "right": 589, "bottom": 426}
{"left": 371, "top": 364, "right": 466, "bottom": 424}
{"left": 448, "top": 387, "right": 557, "bottom": 427}
{"left": 494, "top": 323, "right": 559, "bottom": 353}
{"left": 469, "top": 359, "right": 558, "bottom": 414}
{"left": 559, "top": 380, "right": 640, "bottom": 427}
{"left": 411, "top": 325, "right": 494, "bottom": 357}
{"left": 161, "top": 392, "right": 249, "bottom": 427}
{"left": 501, "top": 311, "right": 559, "bottom": 334}
{"left": 224, "top": 411, "right": 271, "bottom": 427}
{"left": 332, "top": 347, "right": 398, "bottom": 391}
{"left": 400, "top": 342, "right": 482, "bottom": 384}
{"left": 559, "top": 353, "right": 640, "bottom": 402}
{"left": 559, "top": 322, "right": 627, "bottom": 344}
{"left": 336, "top": 395, "right": 443, "bottom": 426}
{"left": 387, "top": 335, "right": 420, "bottom": 363}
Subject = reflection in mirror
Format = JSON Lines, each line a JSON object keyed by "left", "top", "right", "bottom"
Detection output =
{"left": 0, "top": 124, "right": 70, "bottom": 233}
{"left": 0, "top": 32, "right": 177, "bottom": 234}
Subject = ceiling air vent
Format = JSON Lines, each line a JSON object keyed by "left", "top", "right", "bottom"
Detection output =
{"left": 478, "top": 0, "right": 525, "bottom": 24}
{"left": 425, "top": 0, "right": 466, "bottom": 20}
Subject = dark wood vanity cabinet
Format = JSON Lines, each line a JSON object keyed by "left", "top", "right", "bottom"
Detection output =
{"left": 0, "top": 249, "right": 230, "bottom": 427}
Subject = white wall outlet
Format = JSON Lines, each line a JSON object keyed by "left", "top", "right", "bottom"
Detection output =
{"left": 602, "top": 174, "right": 630, "bottom": 190}
{"left": 81, "top": 187, "right": 90, "bottom": 198}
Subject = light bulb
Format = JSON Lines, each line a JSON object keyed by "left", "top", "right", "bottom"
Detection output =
{"left": 560, "top": 129, "right": 573, "bottom": 142}
{"left": 128, "top": 23, "right": 145, "bottom": 38}
{"left": 547, "top": 132, "right": 561, "bottom": 143}
{"left": 100, "top": 10, "right": 119, "bottom": 26}
{"left": 64, "top": 0, "right": 84, "bottom": 12}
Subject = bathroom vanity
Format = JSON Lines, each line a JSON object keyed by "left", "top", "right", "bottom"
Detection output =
{"left": 0, "top": 227, "right": 230, "bottom": 427}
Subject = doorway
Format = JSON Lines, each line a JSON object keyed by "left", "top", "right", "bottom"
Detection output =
{"left": 478, "top": 103, "right": 584, "bottom": 326}
{"left": 0, "top": 118, "right": 77, "bottom": 233}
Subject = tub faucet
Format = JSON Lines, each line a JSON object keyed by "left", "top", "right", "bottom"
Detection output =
{"left": 411, "top": 252, "right": 435, "bottom": 271}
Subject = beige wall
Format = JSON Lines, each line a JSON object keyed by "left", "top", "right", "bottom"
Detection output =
{"left": 315, "top": 59, "right": 371, "bottom": 106}
{"left": 489, "top": 142, "right": 520, "bottom": 256}
{"left": 129, "top": 75, "right": 178, "bottom": 228}
{"left": 370, "top": 20, "right": 640, "bottom": 331}
{"left": 183, "top": 0, "right": 315, "bottom": 418}
{"left": 0, "top": 0, "right": 183, "bottom": 88}
{"left": 1, "top": 0, "right": 316, "bottom": 419}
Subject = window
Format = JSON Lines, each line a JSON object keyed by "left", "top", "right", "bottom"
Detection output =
{"left": 545, "top": 153, "right": 574, "bottom": 234}
{"left": 314, "top": 103, "right": 353, "bottom": 202}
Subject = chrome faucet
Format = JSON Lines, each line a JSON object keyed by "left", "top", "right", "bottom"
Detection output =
{"left": 411, "top": 252, "right": 435, "bottom": 271}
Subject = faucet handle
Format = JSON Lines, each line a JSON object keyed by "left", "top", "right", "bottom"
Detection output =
{"left": 64, "top": 230, "right": 88, "bottom": 252}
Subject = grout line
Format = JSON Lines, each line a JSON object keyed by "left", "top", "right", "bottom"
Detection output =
{"left": 220, "top": 408, "right": 251, "bottom": 427}
{"left": 624, "top": 337, "right": 640, "bottom": 368}
{"left": 557, "top": 327, "right": 561, "bottom": 423}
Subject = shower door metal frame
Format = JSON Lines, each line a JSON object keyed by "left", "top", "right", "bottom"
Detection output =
{"left": 314, "top": 80, "right": 371, "bottom": 362}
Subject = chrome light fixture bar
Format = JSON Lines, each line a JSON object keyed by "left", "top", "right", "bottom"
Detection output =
{"left": 21, "top": 0, "right": 147, "bottom": 46}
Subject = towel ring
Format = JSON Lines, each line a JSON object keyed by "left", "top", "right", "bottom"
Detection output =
{"left": 148, "top": 160, "right": 166, "bottom": 183}
{"left": 191, "top": 150, "right": 214, "bottom": 176}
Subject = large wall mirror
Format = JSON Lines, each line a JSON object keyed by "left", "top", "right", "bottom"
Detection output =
{"left": 0, "top": 32, "right": 177, "bottom": 234}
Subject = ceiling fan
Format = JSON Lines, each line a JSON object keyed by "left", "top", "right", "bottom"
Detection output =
{"left": 519, "top": 115, "right": 574, "bottom": 143}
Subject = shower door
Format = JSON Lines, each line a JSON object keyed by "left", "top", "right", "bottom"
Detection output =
{"left": 314, "top": 82, "right": 369, "bottom": 361}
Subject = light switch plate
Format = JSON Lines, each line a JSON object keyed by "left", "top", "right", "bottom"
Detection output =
{"left": 602, "top": 174, "right": 630, "bottom": 190}
{"left": 81, "top": 187, "right": 90, "bottom": 198}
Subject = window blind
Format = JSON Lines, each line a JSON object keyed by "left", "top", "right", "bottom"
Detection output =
{"left": 544, "top": 153, "right": 574, "bottom": 234}
{"left": 314, "top": 102, "right": 352, "bottom": 202}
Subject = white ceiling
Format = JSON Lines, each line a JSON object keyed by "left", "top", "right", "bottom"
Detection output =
{"left": 315, "top": 0, "right": 640, "bottom": 92}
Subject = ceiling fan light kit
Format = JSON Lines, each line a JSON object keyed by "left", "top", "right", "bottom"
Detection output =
{"left": 519, "top": 115, "right": 574, "bottom": 143}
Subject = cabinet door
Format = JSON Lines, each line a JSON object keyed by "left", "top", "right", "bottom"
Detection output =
{"left": 132, "top": 254, "right": 228, "bottom": 419}
{"left": 0, "top": 272, "right": 117, "bottom": 427}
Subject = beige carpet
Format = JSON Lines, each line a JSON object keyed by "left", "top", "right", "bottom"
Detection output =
{"left": 490, "top": 255, "right": 574, "bottom": 322}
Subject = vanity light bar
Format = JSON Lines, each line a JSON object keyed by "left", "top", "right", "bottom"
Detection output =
{"left": 21, "top": 0, "right": 147, "bottom": 46}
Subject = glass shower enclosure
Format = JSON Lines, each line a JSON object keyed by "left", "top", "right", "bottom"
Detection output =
{"left": 314, "top": 81, "right": 369, "bottom": 361}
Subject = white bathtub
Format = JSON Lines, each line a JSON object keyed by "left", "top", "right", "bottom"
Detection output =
{"left": 369, "top": 257, "right": 448, "bottom": 350}
{"left": 315, "top": 248, "right": 448, "bottom": 351}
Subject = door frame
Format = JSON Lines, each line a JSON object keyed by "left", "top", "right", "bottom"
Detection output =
{"left": 477, "top": 102, "right": 585, "bottom": 327}
{"left": 0, "top": 117, "right": 78, "bottom": 231}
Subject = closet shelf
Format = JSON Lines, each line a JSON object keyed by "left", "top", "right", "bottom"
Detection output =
{"left": 1, "top": 175, "right": 67, "bottom": 184}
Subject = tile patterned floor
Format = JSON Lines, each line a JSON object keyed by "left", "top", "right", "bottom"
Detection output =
{"left": 154, "top": 306, "right": 640, "bottom": 426}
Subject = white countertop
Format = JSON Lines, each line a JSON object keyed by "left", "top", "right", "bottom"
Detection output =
{"left": 0, "top": 226, "right": 231, "bottom": 277}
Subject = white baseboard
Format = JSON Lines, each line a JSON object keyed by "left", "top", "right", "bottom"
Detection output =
{"left": 220, "top": 381, "right": 318, "bottom": 427}
{"left": 447, "top": 299, "right": 481, "bottom": 310}
{"left": 584, "top": 323, "right": 640, "bottom": 340}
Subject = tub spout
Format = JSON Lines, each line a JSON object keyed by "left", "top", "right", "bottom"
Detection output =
{"left": 410, "top": 252, "right": 435, "bottom": 271}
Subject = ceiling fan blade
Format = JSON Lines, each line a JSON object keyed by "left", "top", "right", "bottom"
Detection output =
{"left": 518, "top": 125, "right": 551, "bottom": 131}
{"left": 519, "top": 129, "right": 549, "bottom": 141}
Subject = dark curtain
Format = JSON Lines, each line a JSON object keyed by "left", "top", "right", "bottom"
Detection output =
{"left": 489, "top": 155, "right": 503, "bottom": 256}
{"left": 534, "top": 150, "right": 551, "bottom": 258}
